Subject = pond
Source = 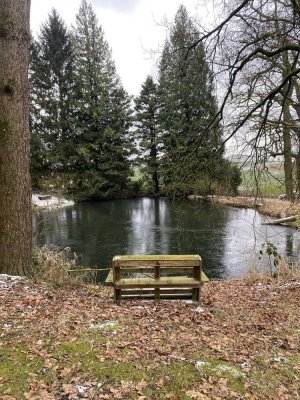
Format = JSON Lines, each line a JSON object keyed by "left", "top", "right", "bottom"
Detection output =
{"left": 33, "top": 197, "right": 300, "bottom": 281}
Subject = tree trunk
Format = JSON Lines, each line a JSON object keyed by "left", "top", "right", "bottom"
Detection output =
{"left": 0, "top": 0, "right": 32, "bottom": 275}
{"left": 295, "top": 152, "right": 300, "bottom": 194}
{"left": 282, "top": 96, "right": 294, "bottom": 201}
{"left": 150, "top": 137, "right": 159, "bottom": 195}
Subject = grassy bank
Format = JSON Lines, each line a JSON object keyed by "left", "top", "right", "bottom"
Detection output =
{"left": 0, "top": 273, "right": 299, "bottom": 399}
{"left": 189, "top": 195, "right": 300, "bottom": 228}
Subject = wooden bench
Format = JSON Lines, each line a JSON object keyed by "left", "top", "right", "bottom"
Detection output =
{"left": 112, "top": 255, "right": 207, "bottom": 304}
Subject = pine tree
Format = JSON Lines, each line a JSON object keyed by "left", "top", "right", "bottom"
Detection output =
{"left": 134, "top": 76, "right": 161, "bottom": 195}
{"left": 72, "top": 0, "right": 133, "bottom": 199}
{"left": 159, "top": 5, "right": 223, "bottom": 196}
{"left": 30, "top": 9, "right": 75, "bottom": 186}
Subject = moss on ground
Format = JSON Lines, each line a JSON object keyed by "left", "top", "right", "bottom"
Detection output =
{"left": 0, "top": 334, "right": 299, "bottom": 399}
{"left": 0, "top": 343, "right": 43, "bottom": 397}
{"left": 244, "top": 350, "right": 300, "bottom": 398}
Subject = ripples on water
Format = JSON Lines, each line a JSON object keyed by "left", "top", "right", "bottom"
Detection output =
{"left": 33, "top": 197, "right": 300, "bottom": 280}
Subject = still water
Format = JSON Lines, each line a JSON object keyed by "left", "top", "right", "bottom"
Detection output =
{"left": 33, "top": 197, "right": 300, "bottom": 280}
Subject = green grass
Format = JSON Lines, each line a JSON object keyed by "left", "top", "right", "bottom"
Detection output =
{"left": 0, "top": 343, "right": 44, "bottom": 397}
{"left": 249, "top": 352, "right": 300, "bottom": 398}
{"left": 239, "top": 162, "right": 286, "bottom": 197}
{"left": 1, "top": 331, "right": 299, "bottom": 399}
{"left": 2, "top": 334, "right": 242, "bottom": 398}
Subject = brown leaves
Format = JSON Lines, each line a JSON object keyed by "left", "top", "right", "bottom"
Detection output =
{"left": 185, "top": 390, "right": 211, "bottom": 399}
{"left": 62, "top": 384, "right": 78, "bottom": 397}
{"left": 0, "top": 396, "right": 17, "bottom": 400}
{"left": 1, "top": 278, "right": 300, "bottom": 399}
{"left": 282, "top": 335, "right": 299, "bottom": 350}
{"left": 24, "top": 389, "right": 56, "bottom": 400}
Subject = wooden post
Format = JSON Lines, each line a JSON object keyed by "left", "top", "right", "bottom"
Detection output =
{"left": 192, "top": 262, "right": 201, "bottom": 304}
{"left": 113, "top": 263, "right": 121, "bottom": 304}
{"left": 154, "top": 263, "right": 160, "bottom": 301}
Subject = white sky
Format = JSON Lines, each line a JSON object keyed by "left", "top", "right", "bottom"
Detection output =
{"left": 31, "top": 0, "right": 215, "bottom": 96}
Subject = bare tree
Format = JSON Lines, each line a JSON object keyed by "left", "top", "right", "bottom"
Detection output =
{"left": 227, "top": 0, "right": 300, "bottom": 199}
{"left": 192, "top": 0, "right": 300, "bottom": 198}
{"left": 0, "top": 0, "right": 32, "bottom": 275}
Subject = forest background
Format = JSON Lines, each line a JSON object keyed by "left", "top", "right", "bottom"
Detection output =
{"left": 30, "top": 0, "right": 241, "bottom": 200}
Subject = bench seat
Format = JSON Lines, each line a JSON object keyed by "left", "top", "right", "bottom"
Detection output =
{"left": 115, "top": 277, "right": 201, "bottom": 289}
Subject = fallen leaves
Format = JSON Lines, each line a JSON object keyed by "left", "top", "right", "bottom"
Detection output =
{"left": 0, "top": 277, "right": 299, "bottom": 399}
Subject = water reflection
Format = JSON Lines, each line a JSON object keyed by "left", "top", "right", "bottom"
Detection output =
{"left": 126, "top": 198, "right": 170, "bottom": 254}
{"left": 33, "top": 198, "right": 300, "bottom": 280}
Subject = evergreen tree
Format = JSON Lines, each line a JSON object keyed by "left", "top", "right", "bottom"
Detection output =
{"left": 159, "top": 5, "right": 223, "bottom": 196}
{"left": 72, "top": 0, "right": 133, "bottom": 199}
{"left": 30, "top": 9, "right": 75, "bottom": 186}
{"left": 134, "top": 76, "right": 161, "bottom": 195}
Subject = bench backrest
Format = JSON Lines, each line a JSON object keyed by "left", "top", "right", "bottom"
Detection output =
{"left": 112, "top": 254, "right": 202, "bottom": 281}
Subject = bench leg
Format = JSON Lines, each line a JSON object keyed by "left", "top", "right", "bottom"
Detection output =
{"left": 114, "top": 288, "right": 121, "bottom": 304}
{"left": 154, "top": 288, "right": 160, "bottom": 301}
{"left": 192, "top": 288, "right": 200, "bottom": 304}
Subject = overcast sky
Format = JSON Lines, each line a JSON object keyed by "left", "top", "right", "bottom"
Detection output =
{"left": 31, "top": 0, "right": 214, "bottom": 96}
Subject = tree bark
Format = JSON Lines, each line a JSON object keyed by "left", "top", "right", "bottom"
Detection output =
{"left": 150, "top": 139, "right": 159, "bottom": 195}
{"left": 0, "top": 0, "right": 32, "bottom": 275}
{"left": 283, "top": 101, "right": 294, "bottom": 201}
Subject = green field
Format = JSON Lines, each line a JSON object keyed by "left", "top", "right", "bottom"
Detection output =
{"left": 132, "top": 162, "right": 287, "bottom": 198}
{"left": 238, "top": 162, "right": 286, "bottom": 197}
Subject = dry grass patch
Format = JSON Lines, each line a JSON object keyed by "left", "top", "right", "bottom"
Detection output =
{"left": 246, "top": 257, "right": 300, "bottom": 284}
{"left": 31, "top": 245, "right": 97, "bottom": 286}
{"left": 204, "top": 195, "right": 300, "bottom": 226}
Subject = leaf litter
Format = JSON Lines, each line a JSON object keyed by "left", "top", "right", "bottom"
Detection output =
{"left": 0, "top": 275, "right": 299, "bottom": 399}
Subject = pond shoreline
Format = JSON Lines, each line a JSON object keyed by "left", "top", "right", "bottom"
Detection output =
{"left": 188, "top": 195, "right": 300, "bottom": 228}
{"left": 34, "top": 191, "right": 300, "bottom": 226}
{"left": 32, "top": 193, "right": 74, "bottom": 210}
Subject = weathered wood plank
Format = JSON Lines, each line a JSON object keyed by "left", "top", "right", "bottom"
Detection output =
{"left": 115, "top": 277, "right": 201, "bottom": 288}
{"left": 105, "top": 269, "right": 113, "bottom": 283}
{"left": 113, "top": 254, "right": 201, "bottom": 261}
{"left": 120, "top": 288, "right": 193, "bottom": 295}
{"left": 123, "top": 295, "right": 192, "bottom": 298}
{"left": 121, "top": 294, "right": 192, "bottom": 299}
{"left": 192, "top": 288, "right": 200, "bottom": 303}
{"left": 106, "top": 269, "right": 209, "bottom": 283}
{"left": 154, "top": 265, "right": 160, "bottom": 300}
{"left": 201, "top": 271, "right": 209, "bottom": 282}
{"left": 116, "top": 266, "right": 195, "bottom": 273}
{"left": 113, "top": 260, "right": 200, "bottom": 267}
{"left": 113, "top": 266, "right": 121, "bottom": 304}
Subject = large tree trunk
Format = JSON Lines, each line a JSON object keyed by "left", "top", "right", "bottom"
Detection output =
{"left": 0, "top": 0, "right": 32, "bottom": 275}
